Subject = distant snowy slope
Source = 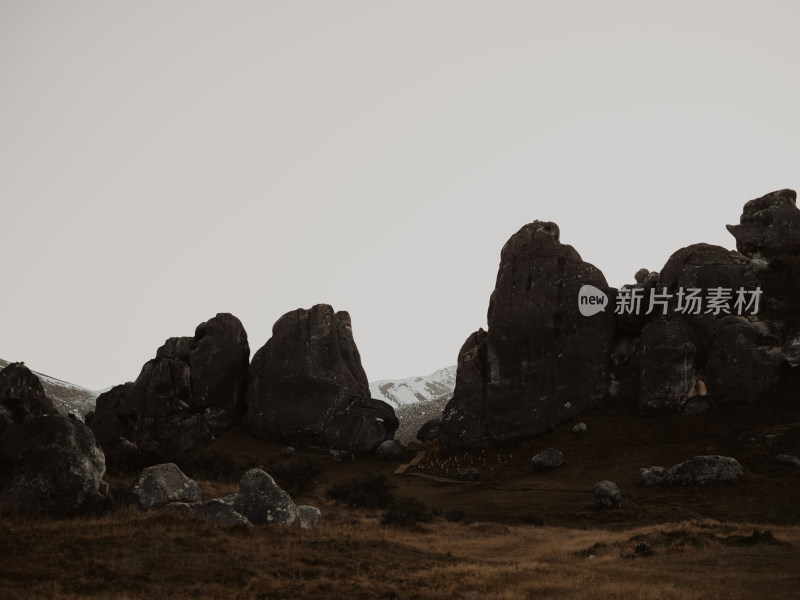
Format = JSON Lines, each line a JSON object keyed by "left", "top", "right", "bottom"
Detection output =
{"left": 370, "top": 366, "right": 457, "bottom": 444}
{"left": 369, "top": 366, "right": 457, "bottom": 408}
{"left": 0, "top": 358, "right": 99, "bottom": 417}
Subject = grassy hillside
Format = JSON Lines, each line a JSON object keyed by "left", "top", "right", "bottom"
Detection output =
{"left": 2, "top": 383, "right": 800, "bottom": 599}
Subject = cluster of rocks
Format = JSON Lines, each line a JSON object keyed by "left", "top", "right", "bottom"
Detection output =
{"left": 87, "top": 313, "right": 251, "bottom": 467}
{"left": 421, "top": 189, "right": 800, "bottom": 448}
{"left": 87, "top": 307, "right": 398, "bottom": 471}
{"left": 640, "top": 455, "right": 744, "bottom": 487}
{"left": 0, "top": 364, "right": 110, "bottom": 516}
{"left": 128, "top": 462, "right": 320, "bottom": 530}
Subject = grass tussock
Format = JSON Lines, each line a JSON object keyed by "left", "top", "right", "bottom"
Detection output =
{"left": 1, "top": 509, "right": 799, "bottom": 600}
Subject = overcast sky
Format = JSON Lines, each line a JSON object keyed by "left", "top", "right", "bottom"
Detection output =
{"left": 2, "top": 1, "right": 799, "bottom": 390}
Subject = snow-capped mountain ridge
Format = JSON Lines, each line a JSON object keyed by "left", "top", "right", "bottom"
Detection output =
{"left": 0, "top": 358, "right": 99, "bottom": 417}
{"left": 369, "top": 365, "right": 457, "bottom": 408}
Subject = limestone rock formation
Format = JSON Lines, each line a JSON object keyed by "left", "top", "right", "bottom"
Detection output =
{"left": 726, "top": 189, "right": 800, "bottom": 258}
{"left": 638, "top": 318, "right": 697, "bottom": 416}
{"left": 639, "top": 455, "right": 743, "bottom": 486}
{"left": 243, "top": 304, "right": 397, "bottom": 453}
{"left": 440, "top": 221, "right": 614, "bottom": 448}
{"left": 89, "top": 313, "right": 249, "bottom": 467}
{"left": 232, "top": 468, "right": 298, "bottom": 527}
{"left": 0, "top": 415, "right": 108, "bottom": 516}
{"left": 128, "top": 463, "right": 202, "bottom": 510}
{"left": 0, "top": 363, "right": 57, "bottom": 434}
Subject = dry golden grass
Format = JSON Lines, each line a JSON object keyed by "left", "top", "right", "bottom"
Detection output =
{"left": 2, "top": 503, "right": 799, "bottom": 600}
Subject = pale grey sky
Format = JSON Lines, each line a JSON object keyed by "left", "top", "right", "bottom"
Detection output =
{"left": 2, "top": 1, "right": 799, "bottom": 390}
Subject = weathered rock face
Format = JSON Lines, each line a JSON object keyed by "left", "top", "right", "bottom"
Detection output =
{"left": 0, "top": 363, "right": 57, "bottom": 434}
{"left": 623, "top": 236, "right": 794, "bottom": 413}
{"left": 440, "top": 222, "right": 614, "bottom": 448}
{"left": 243, "top": 305, "right": 397, "bottom": 453}
{"left": 638, "top": 319, "right": 697, "bottom": 416}
{"left": 89, "top": 313, "right": 249, "bottom": 466}
{"left": 726, "top": 189, "right": 800, "bottom": 258}
{"left": 128, "top": 463, "right": 202, "bottom": 510}
{"left": 705, "top": 318, "right": 785, "bottom": 403}
{"left": 416, "top": 418, "right": 441, "bottom": 442}
{"left": 439, "top": 329, "right": 489, "bottom": 448}
{"left": 232, "top": 468, "right": 298, "bottom": 527}
{"left": 0, "top": 415, "right": 108, "bottom": 516}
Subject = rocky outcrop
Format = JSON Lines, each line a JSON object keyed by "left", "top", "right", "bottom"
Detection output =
{"left": 243, "top": 305, "right": 397, "bottom": 453}
{"left": 622, "top": 225, "right": 797, "bottom": 414}
{"left": 0, "top": 415, "right": 108, "bottom": 516}
{"left": 639, "top": 455, "right": 743, "bottom": 486}
{"left": 128, "top": 463, "right": 202, "bottom": 510}
{"left": 0, "top": 363, "right": 57, "bottom": 434}
{"left": 439, "top": 330, "right": 490, "bottom": 448}
{"left": 440, "top": 222, "right": 614, "bottom": 448}
{"left": 89, "top": 313, "right": 249, "bottom": 466}
{"left": 638, "top": 319, "right": 697, "bottom": 416}
{"left": 726, "top": 189, "right": 800, "bottom": 258}
{"left": 232, "top": 468, "right": 298, "bottom": 527}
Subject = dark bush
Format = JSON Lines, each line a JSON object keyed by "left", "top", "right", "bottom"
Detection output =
{"left": 444, "top": 509, "right": 468, "bottom": 523}
{"left": 326, "top": 473, "right": 396, "bottom": 509}
{"left": 266, "top": 456, "right": 322, "bottom": 496}
{"left": 171, "top": 448, "right": 261, "bottom": 483}
{"left": 521, "top": 514, "right": 544, "bottom": 526}
{"left": 381, "top": 496, "right": 433, "bottom": 528}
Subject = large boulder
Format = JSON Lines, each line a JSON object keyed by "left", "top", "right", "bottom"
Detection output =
{"left": 297, "top": 505, "right": 322, "bottom": 530}
{"left": 0, "top": 415, "right": 109, "bottom": 516}
{"left": 0, "top": 363, "right": 57, "bottom": 434}
{"left": 594, "top": 480, "right": 622, "bottom": 509}
{"left": 440, "top": 221, "right": 614, "bottom": 448}
{"left": 726, "top": 189, "right": 800, "bottom": 258}
{"left": 128, "top": 463, "right": 202, "bottom": 510}
{"left": 243, "top": 305, "right": 397, "bottom": 453}
{"left": 89, "top": 313, "right": 250, "bottom": 465}
{"left": 232, "top": 468, "right": 298, "bottom": 527}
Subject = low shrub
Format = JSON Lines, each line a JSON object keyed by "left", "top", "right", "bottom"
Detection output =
{"left": 326, "top": 473, "right": 396, "bottom": 509}
{"left": 381, "top": 496, "right": 433, "bottom": 528}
